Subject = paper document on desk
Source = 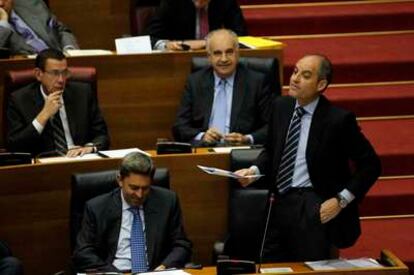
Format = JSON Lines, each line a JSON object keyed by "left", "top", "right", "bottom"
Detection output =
{"left": 260, "top": 267, "right": 293, "bottom": 273}
{"left": 305, "top": 258, "right": 382, "bottom": 270}
{"left": 197, "top": 165, "right": 263, "bottom": 179}
{"left": 139, "top": 270, "right": 191, "bottom": 275}
{"left": 98, "top": 148, "right": 151, "bottom": 158}
{"left": 115, "top": 35, "right": 152, "bottom": 54}
{"left": 65, "top": 49, "right": 113, "bottom": 56}
{"left": 37, "top": 153, "right": 102, "bottom": 163}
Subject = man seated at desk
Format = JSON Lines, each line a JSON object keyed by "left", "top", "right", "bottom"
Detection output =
{"left": 172, "top": 29, "right": 272, "bottom": 147}
{"left": 0, "top": 0, "right": 78, "bottom": 55}
{"left": 72, "top": 152, "right": 192, "bottom": 273}
{"left": 6, "top": 48, "right": 109, "bottom": 157}
{"left": 144, "top": 0, "right": 247, "bottom": 51}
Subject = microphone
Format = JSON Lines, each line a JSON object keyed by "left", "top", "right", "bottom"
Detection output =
{"left": 257, "top": 192, "right": 275, "bottom": 273}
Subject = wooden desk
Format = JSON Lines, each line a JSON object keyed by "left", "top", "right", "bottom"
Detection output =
{"left": 187, "top": 250, "right": 409, "bottom": 275}
{"left": 0, "top": 48, "right": 283, "bottom": 148}
{"left": 0, "top": 150, "right": 229, "bottom": 274}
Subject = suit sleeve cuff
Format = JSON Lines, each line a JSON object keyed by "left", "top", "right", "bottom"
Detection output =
{"left": 32, "top": 119, "right": 44, "bottom": 134}
{"left": 245, "top": 134, "right": 254, "bottom": 144}
{"left": 339, "top": 189, "right": 355, "bottom": 204}
{"left": 193, "top": 132, "right": 205, "bottom": 141}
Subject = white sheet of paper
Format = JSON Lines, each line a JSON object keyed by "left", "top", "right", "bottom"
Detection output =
{"left": 260, "top": 267, "right": 293, "bottom": 273}
{"left": 65, "top": 49, "right": 113, "bottom": 56}
{"left": 197, "top": 165, "right": 263, "bottom": 179}
{"left": 212, "top": 146, "right": 251, "bottom": 153}
{"left": 139, "top": 270, "right": 191, "bottom": 275}
{"left": 115, "top": 35, "right": 152, "bottom": 54}
{"left": 37, "top": 153, "right": 102, "bottom": 163}
{"left": 98, "top": 148, "right": 151, "bottom": 158}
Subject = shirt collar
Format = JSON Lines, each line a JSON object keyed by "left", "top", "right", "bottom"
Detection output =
{"left": 120, "top": 189, "right": 143, "bottom": 211}
{"left": 213, "top": 71, "right": 235, "bottom": 88}
{"left": 295, "top": 96, "right": 319, "bottom": 116}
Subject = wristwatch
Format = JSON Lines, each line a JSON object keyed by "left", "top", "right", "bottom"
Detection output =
{"left": 336, "top": 193, "right": 348, "bottom": 209}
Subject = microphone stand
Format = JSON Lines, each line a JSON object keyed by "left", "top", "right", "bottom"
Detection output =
{"left": 257, "top": 192, "right": 275, "bottom": 273}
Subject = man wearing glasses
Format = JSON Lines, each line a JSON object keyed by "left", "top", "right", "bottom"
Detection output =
{"left": 6, "top": 48, "right": 109, "bottom": 157}
{"left": 173, "top": 29, "right": 272, "bottom": 146}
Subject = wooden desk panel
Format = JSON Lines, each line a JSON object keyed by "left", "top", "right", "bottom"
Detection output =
{"left": 0, "top": 151, "right": 229, "bottom": 274}
{"left": 0, "top": 49, "right": 283, "bottom": 149}
{"left": 187, "top": 250, "right": 409, "bottom": 275}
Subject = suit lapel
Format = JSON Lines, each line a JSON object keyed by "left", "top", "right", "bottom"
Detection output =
{"left": 202, "top": 70, "right": 215, "bottom": 129}
{"left": 107, "top": 190, "right": 123, "bottom": 260}
{"left": 230, "top": 66, "right": 245, "bottom": 131}
{"left": 306, "top": 96, "right": 329, "bottom": 170}
{"left": 143, "top": 188, "right": 160, "bottom": 268}
{"left": 273, "top": 98, "right": 295, "bottom": 172}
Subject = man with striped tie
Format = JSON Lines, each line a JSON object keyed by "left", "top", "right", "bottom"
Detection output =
{"left": 73, "top": 152, "right": 192, "bottom": 273}
{"left": 235, "top": 55, "right": 381, "bottom": 261}
{"left": 6, "top": 49, "right": 109, "bottom": 157}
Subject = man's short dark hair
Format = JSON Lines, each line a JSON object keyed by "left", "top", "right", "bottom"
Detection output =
{"left": 119, "top": 152, "right": 155, "bottom": 179}
{"left": 35, "top": 49, "right": 66, "bottom": 71}
{"left": 304, "top": 54, "right": 333, "bottom": 86}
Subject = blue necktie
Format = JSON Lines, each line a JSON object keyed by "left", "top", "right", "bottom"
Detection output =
{"left": 10, "top": 12, "right": 49, "bottom": 53}
{"left": 276, "top": 107, "right": 306, "bottom": 194}
{"left": 129, "top": 207, "right": 148, "bottom": 273}
{"left": 210, "top": 79, "right": 228, "bottom": 135}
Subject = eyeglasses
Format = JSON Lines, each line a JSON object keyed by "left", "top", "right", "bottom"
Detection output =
{"left": 44, "top": 69, "right": 71, "bottom": 78}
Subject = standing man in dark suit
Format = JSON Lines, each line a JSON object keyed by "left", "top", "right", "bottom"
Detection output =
{"left": 144, "top": 0, "right": 247, "bottom": 50}
{"left": 6, "top": 48, "right": 109, "bottom": 157}
{"left": 236, "top": 55, "right": 381, "bottom": 261}
{"left": 0, "top": 0, "right": 78, "bottom": 55}
{"left": 173, "top": 29, "right": 271, "bottom": 146}
{"left": 72, "top": 152, "right": 192, "bottom": 273}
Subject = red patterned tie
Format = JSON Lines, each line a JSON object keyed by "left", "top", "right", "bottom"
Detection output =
{"left": 198, "top": 8, "right": 209, "bottom": 39}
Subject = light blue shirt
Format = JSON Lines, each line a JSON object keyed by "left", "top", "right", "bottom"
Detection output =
{"left": 113, "top": 191, "right": 148, "bottom": 271}
{"left": 194, "top": 71, "right": 254, "bottom": 143}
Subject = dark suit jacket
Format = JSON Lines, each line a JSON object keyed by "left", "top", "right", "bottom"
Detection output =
{"left": 144, "top": 0, "right": 247, "bottom": 47}
{"left": 0, "top": 0, "right": 78, "bottom": 55}
{"left": 172, "top": 64, "right": 272, "bottom": 145}
{"left": 256, "top": 95, "right": 381, "bottom": 248}
{"left": 72, "top": 187, "right": 192, "bottom": 272}
{"left": 6, "top": 81, "right": 109, "bottom": 156}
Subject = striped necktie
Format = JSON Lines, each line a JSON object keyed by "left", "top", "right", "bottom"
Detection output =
{"left": 129, "top": 207, "right": 148, "bottom": 273}
{"left": 51, "top": 112, "right": 68, "bottom": 154}
{"left": 276, "top": 106, "right": 306, "bottom": 194}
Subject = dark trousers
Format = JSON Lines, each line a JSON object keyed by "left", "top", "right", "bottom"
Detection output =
{"left": 263, "top": 188, "right": 333, "bottom": 262}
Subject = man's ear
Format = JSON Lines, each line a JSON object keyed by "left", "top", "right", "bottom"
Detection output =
{"left": 34, "top": 68, "right": 42, "bottom": 82}
{"left": 317, "top": 79, "right": 328, "bottom": 93}
{"left": 116, "top": 173, "right": 123, "bottom": 188}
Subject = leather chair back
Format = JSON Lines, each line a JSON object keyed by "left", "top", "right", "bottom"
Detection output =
{"left": 191, "top": 57, "right": 281, "bottom": 95}
{"left": 3, "top": 67, "right": 97, "bottom": 145}
{"left": 69, "top": 167, "right": 169, "bottom": 251}
{"left": 223, "top": 189, "right": 269, "bottom": 261}
{"left": 130, "top": 0, "right": 160, "bottom": 35}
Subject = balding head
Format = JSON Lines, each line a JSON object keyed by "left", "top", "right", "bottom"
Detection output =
{"left": 206, "top": 29, "right": 239, "bottom": 78}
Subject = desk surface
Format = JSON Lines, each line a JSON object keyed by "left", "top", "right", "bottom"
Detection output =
{"left": 0, "top": 48, "right": 282, "bottom": 149}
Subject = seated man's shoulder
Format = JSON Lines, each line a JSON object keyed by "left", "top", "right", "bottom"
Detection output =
{"left": 86, "top": 188, "right": 119, "bottom": 209}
